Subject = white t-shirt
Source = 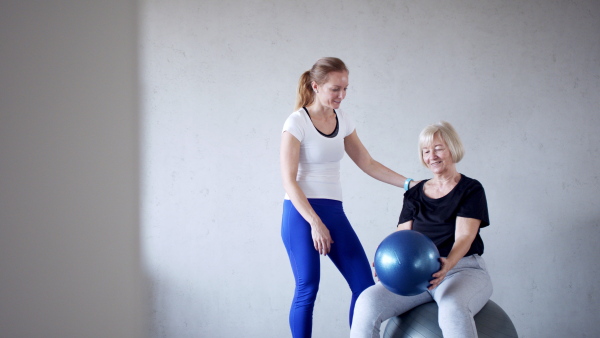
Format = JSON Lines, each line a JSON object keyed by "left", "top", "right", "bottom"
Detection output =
{"left": 282, "top": 108, "right": 356, "bottom": 201}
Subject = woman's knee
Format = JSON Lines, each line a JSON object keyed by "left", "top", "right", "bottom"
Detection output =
{"left": 353, "top": 285, "right": 384, "bottom": 319}
{"left": 354, "top": 286, "right": 377, "bottom": 309}
{"left": 296, "top": 277, "right": 319, "bottom": 298}
{"left": 350, "top": 287, "right": 384, "bottom": 338}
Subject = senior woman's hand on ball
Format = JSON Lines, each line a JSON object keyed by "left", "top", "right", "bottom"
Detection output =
{"left": 428, "top": 257, "right": 450, "bottom": 290}
{"left": 371, "top": 261, "right": 379, "bottom": 280}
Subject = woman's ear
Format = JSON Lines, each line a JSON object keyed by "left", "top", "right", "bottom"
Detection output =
{"left": 311, "top": 81, "right": 319, "bottom": 93}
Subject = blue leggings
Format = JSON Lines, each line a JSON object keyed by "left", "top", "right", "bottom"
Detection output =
{"left": 281, "top": 199, "right": 375, "bottom": 338}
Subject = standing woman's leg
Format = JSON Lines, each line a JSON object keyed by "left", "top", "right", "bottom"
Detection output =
{"left": 431, "top": 254, "right": 493, "bottom": 338}
{"left": 322, "top": 201, "right": 374, "bottom": 326}
{"left": 281, "top": 200, "right": 321, "bottom": 338}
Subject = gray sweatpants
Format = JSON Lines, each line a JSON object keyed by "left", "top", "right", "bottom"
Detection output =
{"left": 350, "top": 254, "right": 493, "bottom": 338}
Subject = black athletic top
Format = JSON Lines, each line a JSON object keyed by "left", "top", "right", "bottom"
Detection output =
{"left": 398, "top": 174, "right": 489, "bottom": 257}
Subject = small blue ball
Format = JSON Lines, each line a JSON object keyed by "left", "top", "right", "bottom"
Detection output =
{"left": 374, "top": 230, "right": 441, "bottom": 296}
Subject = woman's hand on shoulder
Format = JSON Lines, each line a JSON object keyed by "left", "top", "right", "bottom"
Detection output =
{"left": 408, "top": 180, "right": 421, "bottom": 189}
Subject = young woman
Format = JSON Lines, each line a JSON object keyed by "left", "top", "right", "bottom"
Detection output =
{"left": 280, "top": 57, "right": 415, "bottom": 337}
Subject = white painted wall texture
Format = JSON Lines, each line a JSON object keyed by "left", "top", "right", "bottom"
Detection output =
{"left": 0, "top": 1, "right": 143, "bottom": 338}
{"left": 140, "top": 1, "right": 600, "bottom": 337}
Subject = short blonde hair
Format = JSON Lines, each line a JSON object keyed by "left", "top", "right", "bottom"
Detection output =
{"left": 418, "top": 121, "right": 464, "bottom": 167}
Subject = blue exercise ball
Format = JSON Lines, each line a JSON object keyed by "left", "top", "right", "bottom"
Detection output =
{"left": 374, "top": 230, "right": 440, "bottom": 296}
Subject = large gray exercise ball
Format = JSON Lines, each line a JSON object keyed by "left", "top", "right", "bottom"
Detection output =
{"left": 383, "top": 299, "right": 518, "bottom": 338}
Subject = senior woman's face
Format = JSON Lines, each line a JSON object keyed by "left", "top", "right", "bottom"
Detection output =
{"left": 422, "top": 133, "right": 454, "bottom": 174}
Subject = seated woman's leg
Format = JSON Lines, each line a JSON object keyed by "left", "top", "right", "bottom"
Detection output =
{"left": 350, "top": 283, "right": 431, "bottom": 338}
{"left": 432, "top": 255, "right": 493, "bottom": 338}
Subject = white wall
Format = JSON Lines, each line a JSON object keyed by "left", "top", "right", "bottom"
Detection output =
{"left": 140, "top": 0, "right": 600, "bottom": 337}
{"left": 0, "top": 2, "right": 143, "bottom": 338}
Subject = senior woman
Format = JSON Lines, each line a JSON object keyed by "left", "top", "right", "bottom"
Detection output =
{"left": 350, "top": 121, "right": 493, "bottom": 338}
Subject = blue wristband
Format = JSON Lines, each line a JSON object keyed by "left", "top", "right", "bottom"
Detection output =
{"left": 404, "top": 178, "right": 414, "bottom": 191}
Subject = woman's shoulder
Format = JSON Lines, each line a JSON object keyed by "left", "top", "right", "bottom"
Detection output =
{"left": 289, "top": 108, "right": 307, "bottom": 118}
{"left": 335, "top": 108, "right": 356, "bottom": 136}
{"left": 404, "top": 179, "right": 428, "bottom": 198}
{"left": 458, "top": 174, "right": 486, "bottom": 193}
{"left": 460, "top": 174, "right": 482, "bottom": 186}
{"left": 284, "top": 109, "right": 309, "bottom": 125}
{"left": 335, "top": 108, "right": 351, "bottom": 119}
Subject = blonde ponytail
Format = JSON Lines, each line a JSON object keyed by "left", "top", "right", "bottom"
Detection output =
{"left": 295, "top": 71, "right": 313, "bottom": 110}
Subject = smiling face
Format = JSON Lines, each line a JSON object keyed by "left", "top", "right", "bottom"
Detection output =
{"left": 312, "top": 71, "right": 348, "bottom": 110}
{"left": 421, "top": 133, "right": 455, "bottom": 175}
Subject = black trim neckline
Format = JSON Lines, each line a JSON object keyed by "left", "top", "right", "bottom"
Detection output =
{"left": 303, "top": 107, "right": 339, "bottom": 138}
